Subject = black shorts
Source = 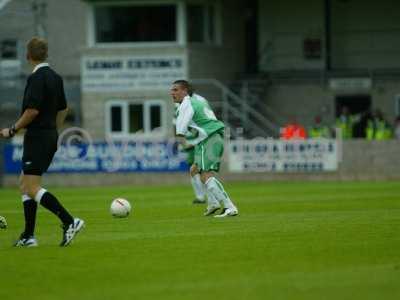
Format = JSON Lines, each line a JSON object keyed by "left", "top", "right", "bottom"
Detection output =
{"left": 22, "top": 130, "right": 58, "bottom": 176}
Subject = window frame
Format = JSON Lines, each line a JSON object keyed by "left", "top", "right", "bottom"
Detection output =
{"left": 87, "top": 0, "right": 221, "bottom": 47}
{"left": 0, "top": 39, "right": 20, "bottom": 60}
{"left": 0, "top": 39, "right": 22, "bottom": 79}
{"left": 105, "top": 99, "right": 166, "bottom": 139}
{"left": 186, "top": 0, "right": 221, "bottom": 45}
{"left": 88, "top": 0, "right": 186, "bottom": 47}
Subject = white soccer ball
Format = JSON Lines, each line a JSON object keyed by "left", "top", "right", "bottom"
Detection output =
{"left": 110, "top": 198, "right": 132, "bottom": 218}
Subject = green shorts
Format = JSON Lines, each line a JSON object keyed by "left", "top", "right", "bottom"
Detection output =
{"left": 184, "top": 147, "right": 195, "bottom": 165}
{"left": 194, "top": 131, "right": 224, "bottom": 172}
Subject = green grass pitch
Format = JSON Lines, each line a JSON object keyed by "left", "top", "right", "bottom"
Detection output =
{"left": 0, "top": 181, "right": 399, "bottom": 300}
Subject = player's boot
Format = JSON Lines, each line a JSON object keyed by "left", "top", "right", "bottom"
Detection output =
{"left": 60, "top": 218, "right": 85, "bottom": 247}
{"left": 204, "top": 204, "right": 220, "bottom": 216}
{"left": 214, "top": 207, "right": 238, "bottom": 218}
{"left": 0, "top": 216, "right": 7, "bottom": 229}
{"left": 14, "top": 234, "right": 38, "bottom": 247}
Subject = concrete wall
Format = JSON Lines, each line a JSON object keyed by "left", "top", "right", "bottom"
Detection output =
{"left": 45, "top": 0, "right": 87, "bottom": 76}
{"left": 188, "top": 0, "right": 246, "bottom": 81}
{"left": 258, "top": 0, "right": 400, "bottom": 71}
{"left": 3, "top": 140, "right": 400, "bottom": 187}
{"left": 372, "top": 80, "right": 400, "bottom": 123}
{"left": 0, "top": 0, "right": 86, "bottom": 76}
{"left": 0, "top": 0, "right": 36, "bottom": 74}
{"left": 331, "top": 0, "right": 400, "bottom": 69}
{"left": 0, "top": 0, "right": 84, "bottom": 131}
{"left": 263, "top": 79, "right": 400, "bottom": 127}
{"left": 264, "top": 80, "right": 333, "bottom": 126}
{"left": 258, "top": 0, "right": 325, "bottom": 71}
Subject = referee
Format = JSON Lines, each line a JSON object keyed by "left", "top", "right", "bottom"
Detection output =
{"left": 0, "top": 37, "right": 84, "bottom": 247}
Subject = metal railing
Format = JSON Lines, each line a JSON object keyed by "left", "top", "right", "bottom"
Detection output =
{"left": 238, "top": 80, "right": 286, "bottom": 127}
{"left": 192, "top": 79, "right": 280, "bottom": 138}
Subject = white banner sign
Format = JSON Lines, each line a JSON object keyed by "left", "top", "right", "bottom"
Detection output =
{"left": 329, "top": 78, "right": 372, "bottom": 91}
{"left": 228, "top": 139, "right": 338, "bottom": 172}
{"left": 81, "top": 55, "right": 187, "bottom": 92}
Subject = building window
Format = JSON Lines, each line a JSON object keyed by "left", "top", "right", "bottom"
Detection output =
{"left": 106, "top": 100, "right": 165, "bottom": 137}
{"left": 150, "top": 105, "right": 161, "bottom": 131}
{"left": 1, "top": 39, "right": 18, "bottom": 59}
{"left": 94, "top": 5, "right": 176, "bottom": 43}
{"left": 187, "top": 4, "right": 217, "bottom": 43}
{"left": 0, "top": 39, "right": 21, "bottom": 78}
{"left": 303, "top": 38, "right": 322, "bottom": 60}
{"left": 128, "top": 104, "right": 144, "bottom": 134}
{"left": 110, "top": 106, "right": 122, "bottom": 132}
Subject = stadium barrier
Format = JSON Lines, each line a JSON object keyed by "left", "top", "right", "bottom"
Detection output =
{"left": 2, "top": 138, "right": 400, "bottom": 187}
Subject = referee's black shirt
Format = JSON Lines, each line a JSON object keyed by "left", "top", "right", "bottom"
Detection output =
{"left": 22, "top": 64, "right": 67, "bottom": 131}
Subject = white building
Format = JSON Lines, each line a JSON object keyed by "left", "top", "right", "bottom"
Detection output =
{"left": 1, "top": 0, "right": 400, "bottom": 140}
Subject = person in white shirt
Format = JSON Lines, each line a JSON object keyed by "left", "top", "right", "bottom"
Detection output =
{"left": 171, "top": 80, "right": 238, "bottom": 217}
{"left": 174, "top": 95, "right": 209, "bottom": 204}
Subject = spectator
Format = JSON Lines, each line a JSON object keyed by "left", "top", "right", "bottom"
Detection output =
{"left": 280, "top": 116, "right": 307, "bottom": 140}
{"left": 353, "top": 109, "right": 372, "bottom": 138}
{"left": 335, "top": 106, "right": 358, "bottom": 139}
{"left": 366, "top": 109, "right": 392, "bottom": 140}
{"left": 309, "top": 116, "right": 331, "bottom": 138}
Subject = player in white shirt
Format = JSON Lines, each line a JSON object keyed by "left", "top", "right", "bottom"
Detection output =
{"left": 174, "top": 98, "right": 208, "bottom": 204}
{"left": 171, "top": 80, "right": 238, "bottom": 217}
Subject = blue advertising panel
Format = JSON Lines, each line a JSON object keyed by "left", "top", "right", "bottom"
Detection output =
{"left": 4, "top": 141, "right": 189, "bottom": 174}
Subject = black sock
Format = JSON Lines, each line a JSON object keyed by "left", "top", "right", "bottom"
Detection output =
{"left": 23, "top": 199, "right": 37, "bottom": 238}
{"left": 40, "top": 192, "right": 74, "bottom": 225}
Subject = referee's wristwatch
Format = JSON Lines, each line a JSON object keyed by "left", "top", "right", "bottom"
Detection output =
{"left": 9, "top": 125, "right": 18, "bottom": 138}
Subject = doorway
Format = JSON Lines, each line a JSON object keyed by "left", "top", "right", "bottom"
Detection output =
{"left": 335, "top": 95, "right": 372, "bottom": 138}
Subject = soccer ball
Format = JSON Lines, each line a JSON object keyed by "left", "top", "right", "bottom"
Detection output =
{"left": 110, "top": 198, "right": 131, "bottom": 218}
{"left": 0, "top": 215, "right": 7, "bottom": 229}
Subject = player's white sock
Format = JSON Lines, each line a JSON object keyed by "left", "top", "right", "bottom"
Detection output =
{"left": 191, "top": 174, "right": 206, "bottom": 201}
{"left": 34, "top": 188, "right": 47, "bottom": 203}
{"left": 206, "top": 186, "right": 220, "bottom": 207}
{"left": 22, "top": 194, "right": 31, "bottom": 202}
{"left": 205, "top": 177, "right": 236, "bottom": 209}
